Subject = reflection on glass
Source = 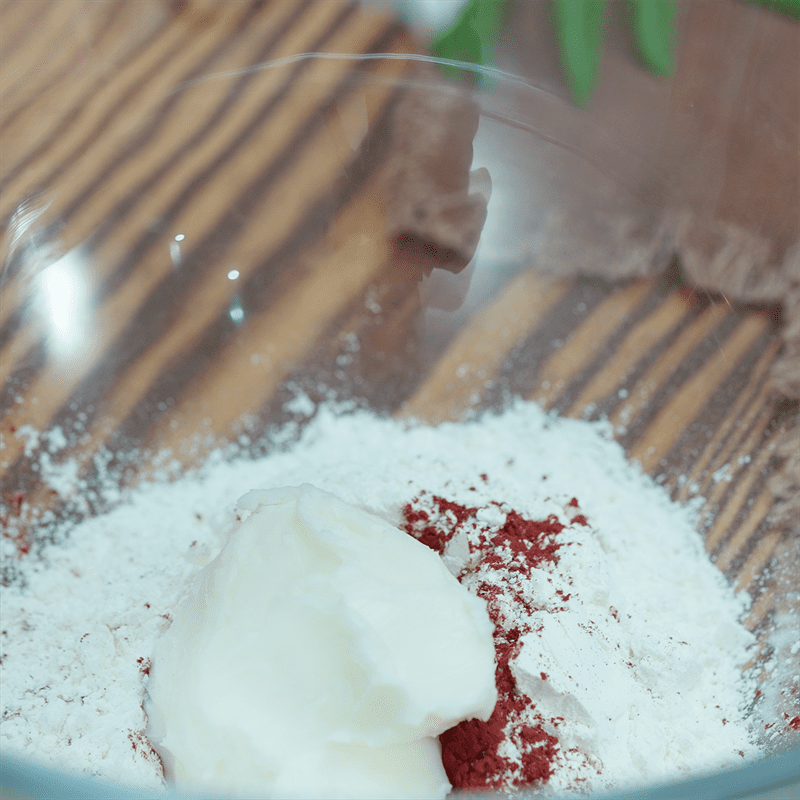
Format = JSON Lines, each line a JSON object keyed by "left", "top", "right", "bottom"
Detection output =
{"left": 229, "top": 298, "right": 244, "bottom": 325}
{"left": 37, "top": 248, "right": 91, "bottom": 359}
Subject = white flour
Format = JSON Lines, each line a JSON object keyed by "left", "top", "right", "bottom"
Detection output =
{"left": 0, "top": 400, "right": 765, "bottom": 795}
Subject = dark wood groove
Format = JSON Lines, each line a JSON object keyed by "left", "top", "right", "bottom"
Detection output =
{"left": 103, "top": 83, "right": 404, "bottom": 469}
{"left": 56, "top": 1, "right": 296, "bottom": 228}
{"left": 495, "top": 279, "right": 616, "bottom": 397}
{"left": 80, "top": 0, "right": 317, "bottom": 258}
{"left": 0, "top": 1, "right": 126, "bottom": 134}
{"left": 0, "top": 0, "right": 344, "bottom": 381}
{"left": 548, "top": 281, "right": 676, "bottom": 416}
{"left": 0, "top": 21, "right": 404, "bottom": 501}
{"left": 660, "top": 328, "right": 779, "bottom": 484}
{"left": 0, "top": 2, "right": 256, "bottom": 213}
{"left": 0, "top": 0, "right": 58, "bottom": 66}
{"left": 616, "top": 311, "right": 744, "bottom": 451}
{"left": 89, "top": 1, "right": 358, "bottom": 301}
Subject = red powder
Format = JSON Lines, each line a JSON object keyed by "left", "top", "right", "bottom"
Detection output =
{"left": 440, "top": 610, "right": 558, "bottom": 790}
{"left": 127, "top": 729, "right": 164, "bottom": 772}
{"left": 489, "top": 511, "right": 564, "bottom": 566}
{"left": 433, "top": 496, "right": 477, "bottom": 525}
{"left": 1, "top": 493, "right": 31, "bottom": 560}
{"left": 9, "top": 494, "right": 24, "bottom": 514}
{"left": 788, "top": 716, "right": 800, "bottom": 731}
{"left": 402, "top": 494, "right": 477, "bottom": 555}
{"left": 519, "top": 726, "right": 560, "bottom": 782}
{"left": 402, "top": 489, "right": 569, "bottom": 791}
{"left": 440, "top": 713, "right": 514, "bottom": 789}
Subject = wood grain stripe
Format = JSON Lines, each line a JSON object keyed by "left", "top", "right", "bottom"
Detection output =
{"left": 0, "top": 319, "right": 43, "bottom": 390}
{"left": 704, "top": 426, "right": 782, "bottom": 552}
{"left": 0, "top": 1, "right": 338, "bottom": 353}
{"left": 29, "top": 116, "right": 398, "bottom": 498}
{"left": 145, "top": 165, "right": 395, "bottom": 461}
{"left": 1, "top": 2, "right": 125, "bottom": 132}
{"left": 733, "top": 525, "right": 783, "bottom": 594}
{"left": 2, "top": 9, "right": 197, "bottom": 194}
{"left": 0, "top": 0, "right": 70, "bottom": 85}
{"left": 531, "top": 280, "right": 652, "bottom": 410}
{"left": 76, "top": 2, "right": 347, "bottom": 278}
{"left": 607, "top": 303, "right": 732, "bottom": 435}
{"left": 0, "top": 1, "right": 150, "bottom": 136}
{"left": 87, "top": 77, "right": 404, "bottom": 470}
{"left": 1, "top": 3, "right": 256, "bottom": 218}
{"left": 400, "top": 271, "right": 573, "bottom": 423}
{"left": 73, "top": 1, "right": 316, "bottom": 255}
{"left": 2, "top": 0, "right": 87, "bottom": 96}
{"left": 671, "top": 341, "right": 780, "bottom": 502}
{"left": 565, "top": 291, "right": 693, "bottom": 417}
{"left": 10, "top": 0, "right": 258, "bottom": 206}
{"left": 695, "top": 399, "right": 775, "bottom": 516}
{"left": 627, "top": 313, "right": 772, "bottom": 472}
{"left": 0, "top": 21, "right": 408, "bottom": 484}
{"left": 0, "top": 1, "right": 354, "bottom": 370}
{"left": 0, "top": 0, "right": 45, "bottom": 59}
{"left": 715, "top": 487, "right": 776, "bottom": 573}
{"left": 58, "top": 1, "right": 313, "bottom": 231}
{"left": 744, "top": 585, "right": 780, "bottom": 631}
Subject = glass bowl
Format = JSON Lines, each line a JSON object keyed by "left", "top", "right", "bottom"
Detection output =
{"left": 1, "top": 2, "right": 798, "bottom": 798}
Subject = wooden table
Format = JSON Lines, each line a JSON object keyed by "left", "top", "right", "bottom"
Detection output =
{"left": 0, "top": 0, "right": 797, "bottom": 684}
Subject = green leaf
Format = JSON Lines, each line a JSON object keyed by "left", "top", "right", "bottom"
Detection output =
{"left": 629, "top": 0, "right": 677, "bottom": 77}
{"left": 552, "top": 0, "right": 610, "bottom": 106}
{"left": 431, "top": 0, "right": 509, "bottom": 86}
{"left": 745, "top": 0, "right": 800, "bottom": 16}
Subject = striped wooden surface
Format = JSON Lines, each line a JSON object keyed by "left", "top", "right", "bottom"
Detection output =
{"left": 0, "top": 0, "right": 794, "bottom": 642}
{"left": 400, "top": 269, "right": 789, "bottom": 620}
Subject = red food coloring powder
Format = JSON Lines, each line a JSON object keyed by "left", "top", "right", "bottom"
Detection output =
{"left": 566, "top": 498, "right": 589, "bottom": 526}
{"left": 401, "top": 494, "right": 477, "bottom": 555}
{"left": 402, "top": 489, "right": 571, "bottom": 791}
{"left": 127, "top": 729, "right": 164, "bottom": 773}
{"left": 1, "top": 493, "right": 31, "bottom": 559}
{"left": 10, "top": 494, "right": 24, "bottom": 515}
{"left": 489, "top": 511, "right": 564, "bottom": 567}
